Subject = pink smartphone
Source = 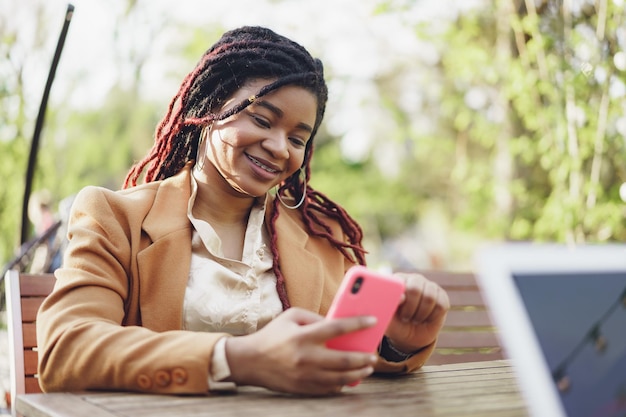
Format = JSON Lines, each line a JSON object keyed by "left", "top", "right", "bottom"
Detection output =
{"left": 326, "top": 265, "right": 405, "bottom": 354}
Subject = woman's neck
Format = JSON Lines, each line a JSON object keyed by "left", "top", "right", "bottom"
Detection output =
{"left": 192, "top": 168, "right": 257, "bottom": 226}
{"left": 192, "top": 167, "right": 262, "bottom": 261}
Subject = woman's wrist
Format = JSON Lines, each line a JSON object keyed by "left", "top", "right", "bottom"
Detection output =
{"left": 223, "top": 336, "right": 255, "bottom": 385}
{"left": 379, "top": 336, "right": 421, "bottom": 362}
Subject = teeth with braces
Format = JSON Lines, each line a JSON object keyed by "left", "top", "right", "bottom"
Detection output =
{"left": 249, "top": 156, "right": 277, "bottom": 173}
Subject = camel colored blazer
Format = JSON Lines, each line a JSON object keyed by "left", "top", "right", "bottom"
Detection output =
{"left": 36, "top": 165, "right": 434, "bottom": 394}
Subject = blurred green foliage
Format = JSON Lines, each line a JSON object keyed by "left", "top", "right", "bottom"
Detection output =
{"left": 435, "top": 0, "right": 626, "bottom": 244}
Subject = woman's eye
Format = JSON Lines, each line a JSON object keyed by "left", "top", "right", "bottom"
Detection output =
{"left": 289, "top": 137, "right": 306, "bottom": 147}
{"left": 252, "top": 115, "right": 270, "bottom": 128}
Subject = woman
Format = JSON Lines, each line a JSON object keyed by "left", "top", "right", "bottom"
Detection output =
{"left": 37, "top": 26, "right": 449, "bottom": 396}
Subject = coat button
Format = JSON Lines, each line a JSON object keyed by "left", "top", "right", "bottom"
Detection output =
{"left": 155, "top": 370, "right": 171, "bottom": 387}
{"left": 172, "top": 368, "right": 188, "bottom": 385}
{"left": 137, "top": 374, "right": 152, "bottom": 390}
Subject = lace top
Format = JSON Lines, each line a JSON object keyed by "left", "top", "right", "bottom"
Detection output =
{"left": 183, "top": 175, "right": 283, "bottom": 335}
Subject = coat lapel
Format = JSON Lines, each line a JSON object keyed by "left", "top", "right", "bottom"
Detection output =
{"left": 136, "top": 165, "right": 193, "bottom": 331}
{"left": 269, "top": 201, "right": 327, "bottom": 313}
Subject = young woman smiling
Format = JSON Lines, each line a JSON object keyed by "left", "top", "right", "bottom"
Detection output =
{"left": 36, "top": 26, "right": 449, "bottom": 397}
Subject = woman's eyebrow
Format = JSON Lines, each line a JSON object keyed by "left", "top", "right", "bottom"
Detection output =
{"left": 256, "top": 100, "right": 313, "bottom": 133}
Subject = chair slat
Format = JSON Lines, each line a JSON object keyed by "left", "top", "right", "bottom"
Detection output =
{"left": 25, "top": 377, "right": 43, "bottom": 394}
{"left": 22, "top": 323, "right": 38, "bottom": 349}
{"left": 19, "top": 274, "right": 56, "bottom": 296}
{"left": 446, "top": 290, "right": 487, "bottom": 307}
{"left": 24, "top": 350, "right": 39, "bottom": 375}
{"left": 444, "top": 310, "right": 494, "bottom": 327}
{"left": 21, "top": 296, "right": 46, "bottom": 322}
{"left": 435, "top": 332, "right": 501, "bottom": 349}
{"left": 415, "top": 271, "right": 478, "bottom": 288}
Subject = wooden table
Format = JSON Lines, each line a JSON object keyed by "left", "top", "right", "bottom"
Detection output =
{"left": 16, "top": 360, "right": 529, "bottom": 417}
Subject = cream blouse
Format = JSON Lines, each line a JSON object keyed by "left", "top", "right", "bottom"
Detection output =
{"left": 183, "top": 174, "right": 283, "bottom": 388}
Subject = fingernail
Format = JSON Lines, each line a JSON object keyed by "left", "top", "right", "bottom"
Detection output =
{"left": 365, "top": 316, "right": 377, "bottom": 326}
{"left": 401, "top": 317, "right": 410, "bottom": 323}
{"left": 370, "top": 355, "right": 378, "bottom": 363}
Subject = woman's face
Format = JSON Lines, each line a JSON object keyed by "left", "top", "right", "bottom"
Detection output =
{"left": 198, "top": 79, "right": 318, "bottom": 198}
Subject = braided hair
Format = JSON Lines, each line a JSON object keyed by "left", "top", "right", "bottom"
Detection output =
{"left": 124, "top": 26, "right": 366, "bottom": 309}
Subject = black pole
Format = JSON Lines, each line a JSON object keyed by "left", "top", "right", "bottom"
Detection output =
{"left": 20, "top": 4, "right": 75, "bottom": 244}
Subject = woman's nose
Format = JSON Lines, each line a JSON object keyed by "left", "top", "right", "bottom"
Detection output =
{"left": 262, "top": 131, "right": 289, "bottom": 159}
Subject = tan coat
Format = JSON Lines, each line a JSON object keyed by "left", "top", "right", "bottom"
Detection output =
{"left": 37, "top": 165, "right": 433, "bottom": 394}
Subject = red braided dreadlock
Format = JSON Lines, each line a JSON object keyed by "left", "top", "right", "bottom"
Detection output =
{"left": 124, "top": 26, "right": 366, "bottom": 309}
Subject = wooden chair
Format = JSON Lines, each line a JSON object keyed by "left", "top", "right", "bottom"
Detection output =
{"left": 417, "top": 270, "right": 505, "bottom": 365}
{"left": 4, "top": 270, "right": 55, "bottom": 413}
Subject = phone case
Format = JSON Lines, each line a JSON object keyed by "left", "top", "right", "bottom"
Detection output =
{"left": 326, "top": 265, "right": 405, "bottom": 353}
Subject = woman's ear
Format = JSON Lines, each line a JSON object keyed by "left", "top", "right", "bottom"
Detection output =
{"left": 195, "top": 124, "right": 211, "bottom": 171}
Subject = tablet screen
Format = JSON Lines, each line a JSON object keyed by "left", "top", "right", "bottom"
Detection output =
{"left": 512, "top": 272, "right": 626, "bottom": 417}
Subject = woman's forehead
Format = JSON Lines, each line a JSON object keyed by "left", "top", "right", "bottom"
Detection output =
{"left": 221, "top": 79, "right": 318, "bottom": 113}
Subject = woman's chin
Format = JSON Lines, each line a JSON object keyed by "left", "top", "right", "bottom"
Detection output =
{"left": 228, "top": 182, "right": 272, "bottom": 199}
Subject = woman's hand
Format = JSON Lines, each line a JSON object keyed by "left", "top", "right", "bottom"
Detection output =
{"left": 224, "top": 307, "right": 378, "bottom": 395}
{"left": 384, "top": 272, "right": 450, "bottom": 354}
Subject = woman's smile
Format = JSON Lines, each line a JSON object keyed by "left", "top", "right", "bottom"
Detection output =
{"left": 246, "top": 154, "right": 281, "bottom": 176}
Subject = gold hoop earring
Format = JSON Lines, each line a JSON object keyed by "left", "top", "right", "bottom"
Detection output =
{"left": 277, "top": 168, "right": 306, "bottom": 210}
{"left": 195, "top": 125, "right": 210, "bottom": 171}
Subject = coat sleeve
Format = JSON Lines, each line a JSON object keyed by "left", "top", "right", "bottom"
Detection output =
{"left": 37, "top": 186, "right": 226, "bottom": 394}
